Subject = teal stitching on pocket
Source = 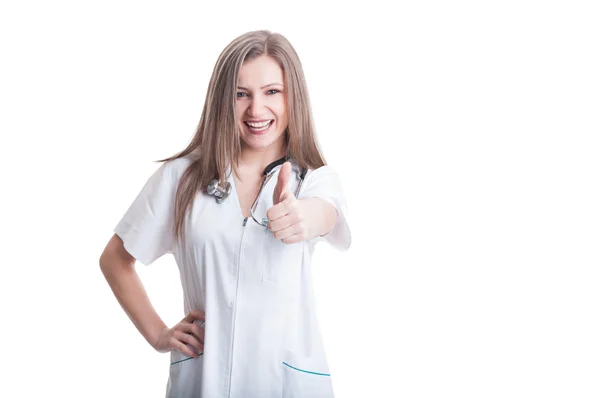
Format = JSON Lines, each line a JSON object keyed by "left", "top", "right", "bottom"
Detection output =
{"left": 282, "top": 361, "right": 330, "bottom": 376}
{"left": 170, "top": 352, "right": 203, "bottom": 366}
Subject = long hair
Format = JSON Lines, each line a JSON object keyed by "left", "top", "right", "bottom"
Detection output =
{"left": 155, "top": 30, "right": 326, "bottom": 243}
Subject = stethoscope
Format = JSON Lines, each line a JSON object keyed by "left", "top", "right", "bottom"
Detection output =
{"left": 207, "top": 157, "right": 307, "bottom": 228}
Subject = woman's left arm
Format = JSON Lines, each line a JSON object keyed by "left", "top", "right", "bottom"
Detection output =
{"left": 298, "top": 197, "right": 337, "bottom": 239}
{"left": 267, "top": 163, "right": 349, "bottom": 248}
{"left": 266, "top": 194, "right": 336, "bottom": 243}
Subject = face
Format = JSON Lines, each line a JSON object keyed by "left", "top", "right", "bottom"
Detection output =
{"left": 236, "top": 55, "right": 288, "bottom": 154}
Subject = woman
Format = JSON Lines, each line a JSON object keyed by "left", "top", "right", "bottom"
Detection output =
{"left": 100, "top": 30, "right": 351, "bottom": 397}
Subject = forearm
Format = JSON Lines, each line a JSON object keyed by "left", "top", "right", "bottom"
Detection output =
{"left": 100, "top": 262, "right": 167, "bottom": 347}
{"left": 300, "top": 197, "right": 337, "bottom": 239}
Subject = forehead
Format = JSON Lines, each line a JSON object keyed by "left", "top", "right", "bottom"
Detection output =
{"left": 237, "top": 55, "right": 284, "bottom": 86}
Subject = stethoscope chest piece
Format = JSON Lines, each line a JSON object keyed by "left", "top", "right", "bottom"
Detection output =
{"left": 207, "top": 179, "right": 231, "bottom": 203}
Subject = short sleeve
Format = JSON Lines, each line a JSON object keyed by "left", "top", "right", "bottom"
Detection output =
{"left": 298, "top": 165, "right": 352, "bottom": 251}
{"left": 113, "top": 161, "right": 177, "bottom": 266}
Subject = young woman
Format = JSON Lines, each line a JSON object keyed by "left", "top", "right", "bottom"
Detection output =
{"left": 100, "top": 30, "right": 351, "bottom": 397}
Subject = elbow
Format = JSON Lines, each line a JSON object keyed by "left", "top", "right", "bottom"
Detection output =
{"left": 99, "top": 253, "right": 116, "bottom": 278}
{"left": 99, "top": 253, "right": 136, "bottom": 284}
{"left": 99, "top": 253, "right": 113, "bottom": 274}
{"left": 99, "top": 233, "right": 136, "bottom": 275}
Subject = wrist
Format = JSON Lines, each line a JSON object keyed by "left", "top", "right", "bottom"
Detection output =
{"left": 147, "top": 322, "right": 168, "bottom": 348}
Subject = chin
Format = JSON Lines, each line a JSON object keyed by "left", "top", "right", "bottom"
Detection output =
{"left": 242, "top": 138, "right": 278, "bottom": 151}
{"left": 241, "top": 132, "right": 286, "bottom": 151}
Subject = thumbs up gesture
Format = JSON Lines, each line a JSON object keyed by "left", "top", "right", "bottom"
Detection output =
{"left": 267, "top": 162, "right": 310, "bottom": 243}
{"left": 272, "top": 161, "right": 293, "bottom": 205}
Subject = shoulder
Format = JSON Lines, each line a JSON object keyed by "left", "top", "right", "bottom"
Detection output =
{"left": 161, "top": 152, "right": 200, "bottom": 182}
{"left": 303, "top": 165, "right": 340, "bottom": 183}
{"left": 298, "top": 165, "right": 347, "bottom": 199}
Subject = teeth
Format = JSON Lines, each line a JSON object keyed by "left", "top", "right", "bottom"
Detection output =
{"left": 246, "top": 120, "right": 272, "bottom": 128}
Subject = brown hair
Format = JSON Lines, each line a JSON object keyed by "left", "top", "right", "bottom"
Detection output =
{"left": 155, "top": 30, "right": 327, "bottom": 243}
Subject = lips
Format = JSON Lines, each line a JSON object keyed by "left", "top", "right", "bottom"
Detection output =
{"left": 244, "top": 120, "right": 274, "bottom": 134}
{"left": 244, "top": 120, "right": 273, "bottom": 127}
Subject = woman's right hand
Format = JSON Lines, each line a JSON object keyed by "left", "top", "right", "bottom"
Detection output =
{"left": 152, "top": 310, "right": 206, "bottom": 358}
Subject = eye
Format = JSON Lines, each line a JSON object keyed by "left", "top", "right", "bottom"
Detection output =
{"left": 267, "top": 89, "right": 280, "bottom": 95}
{"left": 237, "top": 92, "right": 248, "bottom": 98}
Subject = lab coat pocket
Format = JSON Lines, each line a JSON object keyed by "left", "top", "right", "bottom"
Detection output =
{"left": 166, "top": 350, "right": 204, "bottom": 398}
{"left": 262, "top": 231, "right": 302, "bottom": 283}
{"left": 282, "top": 350, "right": 334, "bottom": 398}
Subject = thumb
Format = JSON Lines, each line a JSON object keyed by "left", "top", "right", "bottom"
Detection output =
{"left": 273, "top": 161, "right": 292, "bottom": 204}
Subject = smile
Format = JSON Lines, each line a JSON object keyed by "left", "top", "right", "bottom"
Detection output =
{"left": 244, "top": 120, "right": 274, "bottom": 135}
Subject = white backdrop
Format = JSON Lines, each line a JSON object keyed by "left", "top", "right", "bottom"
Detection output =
{"left": 1, "top": 1, "right": 599, "bottom": 397}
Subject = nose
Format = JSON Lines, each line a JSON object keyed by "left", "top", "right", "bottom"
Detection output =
{"left": 247, "top": 95, "right": 265, "bottom": 117}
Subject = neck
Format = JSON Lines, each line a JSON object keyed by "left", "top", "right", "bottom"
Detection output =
{"left": 239, "top": 140, "right": 287, "bottom": 174}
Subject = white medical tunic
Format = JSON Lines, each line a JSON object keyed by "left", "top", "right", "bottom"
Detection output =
{"left": 114, "top": 154, "right": 351, "bottom": 398}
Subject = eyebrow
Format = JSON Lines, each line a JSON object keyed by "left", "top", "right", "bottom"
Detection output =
{"left": 237, "top": 83, "right": 284, "bottom": 90}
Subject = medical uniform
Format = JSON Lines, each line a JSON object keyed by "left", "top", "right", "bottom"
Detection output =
{"left": 114, "top": 154, "right": 351, "bottom": 397}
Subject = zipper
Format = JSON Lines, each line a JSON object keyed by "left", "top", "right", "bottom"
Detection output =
{"left": 227, "top": 216, "right": 247, "bottom": 396}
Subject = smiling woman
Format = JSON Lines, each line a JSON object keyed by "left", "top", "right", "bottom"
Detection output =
{"left": 236, "top": 55, "right": 289, "bottom": 152}
{"left": 99, "top": 29, "right": 351, "bottom": 398}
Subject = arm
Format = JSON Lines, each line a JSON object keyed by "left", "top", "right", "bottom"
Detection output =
{"left": 298, "top": 197, "right": 337, "bottom": 239}
{"left": 267, "top": 163, "right": 351, "bottom": 249}
{"left": 105, "top": 159, "right": 204, "bottom": 358}
{"left": 99, "top": 233, "right": 167, "bottom": 347}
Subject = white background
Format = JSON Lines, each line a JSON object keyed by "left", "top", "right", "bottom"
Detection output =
{"left": 1, "top": 1, "right": 599, "bottom": 397}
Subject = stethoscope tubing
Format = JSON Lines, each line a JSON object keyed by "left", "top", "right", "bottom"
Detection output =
{"left": 248, "top": 167, "right": 305, "bottom": 228}
{"left": 207, "top": 161, "right": 306, "bottom": 229}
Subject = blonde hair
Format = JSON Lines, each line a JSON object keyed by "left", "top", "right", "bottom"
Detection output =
{"left": 156, "top": 30, "right": 326, "bottom": 243}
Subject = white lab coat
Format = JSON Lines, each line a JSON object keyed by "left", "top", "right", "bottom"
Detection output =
{"left": 114, "top": 154, "right": 351, "bottom": 397}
